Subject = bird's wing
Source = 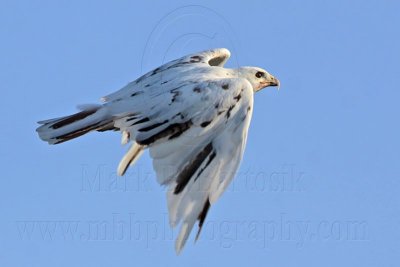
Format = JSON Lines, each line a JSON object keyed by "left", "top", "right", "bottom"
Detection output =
{"left": 116, "top": 77, "right": 253, "bottom": 253}
{"left": 101, "top": 48, "right": 231, "bottom": 103}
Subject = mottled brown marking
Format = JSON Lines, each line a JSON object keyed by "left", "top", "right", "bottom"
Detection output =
{"left": 234, "top": 93, "right": 241, "bottom": 101}
{"left": 131, "top": 91, "right": 143, "bottom": 97}
{"left": 200, "top": 121, "right": 211, "bottom": 127}
{"left": 51, "top": 108, "right": 99, "bottom": 129}
{"left": 195, "top": 199, "right": 211, "bottom": 240}
{"left": 193, "top": 87, "right": 201, "bottom": 93}
{"left": 137, "top": 120, "right": 193, "bottom": 145}
{"left": 131, "top": 117, "right": 150, "bottom": 125}
{"left": 190, "top": 55, "right": 202, "bottom": 63}
{"left": 226, "top": 104, "right": 235, "bottom": 119}
{"left": 174, "top": 142, "right": 213, "bottom": 194}
{"left": 138, "top": 120, "right": 169, "bottom": 132}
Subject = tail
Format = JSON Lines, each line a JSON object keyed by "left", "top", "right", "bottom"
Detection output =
{"left": 36, "top": 105, "right": 115, "bottom": 144}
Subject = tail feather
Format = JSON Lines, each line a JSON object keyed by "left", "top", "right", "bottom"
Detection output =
{"left": 36, "top": 105, "right": 113, "bottom": 144}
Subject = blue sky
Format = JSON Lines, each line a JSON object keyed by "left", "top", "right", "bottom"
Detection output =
{"left": 1, "top": 0, "right": 400, "bottom": 266}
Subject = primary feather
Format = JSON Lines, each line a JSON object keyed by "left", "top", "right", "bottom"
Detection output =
{"left": 36, "top": 48, "right": 279, "bottom": 254}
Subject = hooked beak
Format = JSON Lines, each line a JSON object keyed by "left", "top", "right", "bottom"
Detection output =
{"left": 260, "top": 76, "right": 280, "bottom": 90}
{"left": 269, "top": 77, "right": 280, "bottom": 87}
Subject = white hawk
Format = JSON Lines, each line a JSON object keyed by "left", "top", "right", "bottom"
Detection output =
{"left": 36, "top": 48, "right": 280, "bottom": 253}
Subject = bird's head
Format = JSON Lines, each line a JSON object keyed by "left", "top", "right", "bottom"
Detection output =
{"left": 236, "top": 67, "right": 280, "bottom": 92}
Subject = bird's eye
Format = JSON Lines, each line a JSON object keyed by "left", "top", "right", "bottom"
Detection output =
{"left": 255, "top": 71, "right": 264, "bottom": 78}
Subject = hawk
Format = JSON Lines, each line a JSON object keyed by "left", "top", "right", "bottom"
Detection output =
{"left": 36, "top": 48, "right": 279, "bottom": 253}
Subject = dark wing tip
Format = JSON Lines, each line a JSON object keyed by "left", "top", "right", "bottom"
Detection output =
{"left": 195, "top": 198, "right": 211, "bottom": 241}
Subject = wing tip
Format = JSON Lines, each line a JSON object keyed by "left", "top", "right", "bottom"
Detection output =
{"left": 175, "top": 222, "right": 190, "bottom": 254}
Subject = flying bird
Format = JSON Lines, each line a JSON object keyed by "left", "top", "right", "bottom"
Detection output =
{"left": 36, "top": 48, "right": 279, "bottom": 253}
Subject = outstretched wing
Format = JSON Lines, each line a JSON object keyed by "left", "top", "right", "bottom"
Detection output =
{"left": 116, "top": 76, "right": 254, "bottom": 253}
{"left": 101, "top": 48, "right": 231, "bottom": 103}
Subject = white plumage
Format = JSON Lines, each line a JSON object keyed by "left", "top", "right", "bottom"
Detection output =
{"left": 36, "top": 48, "right": 279, "bottom": 253}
